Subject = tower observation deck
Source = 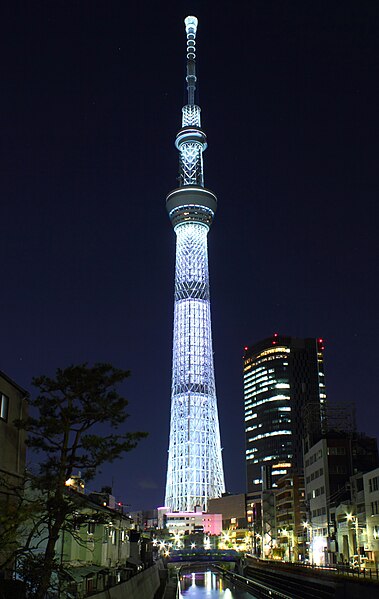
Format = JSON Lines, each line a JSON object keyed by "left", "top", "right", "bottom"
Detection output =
{"left": 164, "top": 16, "right": 225, "bottom": 512}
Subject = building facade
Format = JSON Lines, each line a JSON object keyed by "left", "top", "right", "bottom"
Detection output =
{"left": 333, "top": 467, "right": 379, "bottom": 566}
{"left": 244, "top": 335, "right": 326, "bottom": 494}
{"left": 164, "top": 16, "right": 224, "bottom": 512}
{"left": 275, "top": 471, "right": 306, "bottom": 562}
{"left": 129, "top": 509, "right": 158, "bottom": 531}
{"left": 0, "top": 371, "right": 28, "bottom": 579}
{"left": 208, "top": 493, "right": 248, "bottom": 531}
{"left": 364, "top": 467, "right": 379, "bottom": 562}
{"left": 60, "top": 493, "right": 134, "bottom": 593}
{"left": 20, "top": 478, "right": 142, "bottom": 597}
{"left": 304, "top": 433, "right": 378, "bottom": 565}
{"left": 0, "top": 371, "right": 28, "bottom": 491}
{"left": 208, "top": 493, "right": 255, "bottom": 553}
{"left": 157, "top": 506, "right": 222, "bottom": 537}
{"left": 334, "top": 472, "right": 365, "bottom": 565}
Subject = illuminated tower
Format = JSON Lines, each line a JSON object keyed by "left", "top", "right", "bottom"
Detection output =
{"left": 164, "top": 16, "right": 225, "bottom": 512}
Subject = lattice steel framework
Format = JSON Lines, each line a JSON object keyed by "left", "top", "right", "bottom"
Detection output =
{"left": 164, "top": 17, "right": 225, "bottom": 512}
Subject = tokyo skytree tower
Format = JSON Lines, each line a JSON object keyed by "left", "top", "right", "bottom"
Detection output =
{"left": 164, "top": 16, "right": 225, "bottom": 512}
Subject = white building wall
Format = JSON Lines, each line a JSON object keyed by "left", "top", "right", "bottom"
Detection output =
{"left": 363, "top": 467, "right": 379, "bottom": 562}
{"left": 304, "top": 439, "right": 329, "bottom": 564}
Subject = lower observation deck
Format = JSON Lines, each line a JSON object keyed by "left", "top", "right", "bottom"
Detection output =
{"left": 166, "top": 186, "right": 217, "bottom": 228}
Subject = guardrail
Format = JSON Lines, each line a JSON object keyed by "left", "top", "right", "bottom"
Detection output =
{"left": 332, "top": 564, "right": 379, "bottom": 581}
{"left": 246, "top": 555, "right": 379, "bottom": 581}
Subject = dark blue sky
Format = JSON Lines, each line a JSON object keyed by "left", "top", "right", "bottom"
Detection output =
{"left": 1, "top": 1, "right": 378, "bottom": 510}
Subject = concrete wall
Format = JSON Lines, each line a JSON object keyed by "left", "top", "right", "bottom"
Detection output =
{"left": 90, "top": 564, "right": 160, "bottom": 599}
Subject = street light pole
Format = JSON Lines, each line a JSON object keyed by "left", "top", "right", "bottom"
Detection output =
{"left": 355, "top": 516, "right": 360, "bottom": 566}
{"left": 303, "top": 521, "right": 313, "bottom": 564}
{"left": 346, "top": 513, "right": 360, "bottom": 566}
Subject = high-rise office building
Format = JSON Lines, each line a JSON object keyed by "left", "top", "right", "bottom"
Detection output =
{"left": 164, "top": 17, "right": 225, "bottom": 512}
{"left": 244, "top": 334, "right": 326, "bottom": 494}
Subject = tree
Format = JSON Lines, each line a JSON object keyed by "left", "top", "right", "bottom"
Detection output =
{"left": 14, "top": 363, "right": 148, "bottom": 599}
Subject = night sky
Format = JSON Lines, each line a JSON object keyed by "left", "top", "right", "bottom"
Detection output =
{"left": 1, "top": 1, "right": 378, "bottom": 510}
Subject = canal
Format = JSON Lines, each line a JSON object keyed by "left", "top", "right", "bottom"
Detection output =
{"left": 179, "top": 570, "right": 255, "bottom": 598}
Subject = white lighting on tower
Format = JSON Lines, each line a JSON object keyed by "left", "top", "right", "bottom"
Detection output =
{"left": 164, "top": 16, "right": 225, "bottom": 512}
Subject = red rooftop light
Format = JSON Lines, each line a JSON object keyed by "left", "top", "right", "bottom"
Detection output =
{"left": 274, "top": 332, "right": 278, "bottom": 337}
{"left": 244, "top": 346, "right": 248, "bottom": 351}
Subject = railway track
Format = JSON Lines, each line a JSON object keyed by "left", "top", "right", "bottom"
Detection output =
{"left": 243, "top": 564, "right": 337, "bottom": 599}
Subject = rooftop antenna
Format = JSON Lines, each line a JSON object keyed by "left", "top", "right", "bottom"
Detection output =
{"left": 184, "top": 16, "right": 198, "bottom": 105}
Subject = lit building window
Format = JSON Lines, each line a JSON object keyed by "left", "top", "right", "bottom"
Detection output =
{"left": 0, "top": 393, "right": 9, "bottom": 421}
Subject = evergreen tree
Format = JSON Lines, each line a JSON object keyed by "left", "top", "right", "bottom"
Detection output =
{"left": 14, "top": 363, "right": 147, "bottom": 599}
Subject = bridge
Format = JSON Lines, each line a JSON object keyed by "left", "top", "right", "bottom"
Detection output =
{"left": 167, "top": 548, "right": 240, "bottom": 567}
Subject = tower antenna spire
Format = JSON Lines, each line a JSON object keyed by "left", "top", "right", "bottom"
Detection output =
{"left": 184, "top": 16, "right": 198, "bottom": 105}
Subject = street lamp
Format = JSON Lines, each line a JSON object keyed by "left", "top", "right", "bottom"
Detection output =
{"left": 281, "top": 528, "right": 292, "bottom": 562}
{"left": 204, "top": 536, "right": 211, "bottom": 550}
{"left": 247, "top": 509, "right": 254, "bottom": 554}
{"left": 172, "top": 531, "right": 183, "bottom": 549}
{"left": 346, "top": 514, "right": 360, "bottom": 566}
{"left": 303, "top": 521, "right": 313, "bottom": 564}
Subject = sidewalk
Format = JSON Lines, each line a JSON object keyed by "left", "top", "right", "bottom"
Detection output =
{"left": 163, "top": 578, "right": 179, "bottom": 599}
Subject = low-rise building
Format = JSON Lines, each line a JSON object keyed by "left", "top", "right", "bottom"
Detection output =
{"left": 129, "top": 509, "right": 158, "bottom": 531}
{"left": 61, "top": 490, "right": 135, "bottom": 596}
{"left": 304, "top": 433, "right": 378, "bottom": 565}
{"left": 157, "top": 506, "right": 222, "bottom": 537}
{"left": 0, "top": 371, "right": 28, "bottom": 579}
{"left": 275, "top": 471, "right": 306, "bottom": 562}
{"left": 364, "top": 467, "right": 379, "bottom": 563}
{"left": 0, "top": 371, "right": 28, "bottom": 492}
{"left": 208, "top": 493, "right": 247, "bottom": 530}
{"left": 334, "top": 468, "right": 379, "bottom": 566}
{"left": 207, "top": 492, "right": 268, "bottom": 554}
{"left": 18, "top": 478, "right": 139, "bottom": 597}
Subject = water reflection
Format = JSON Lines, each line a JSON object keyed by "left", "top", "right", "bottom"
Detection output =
{"left": 180, "top": 570, "right": 254, "bottom": 598}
